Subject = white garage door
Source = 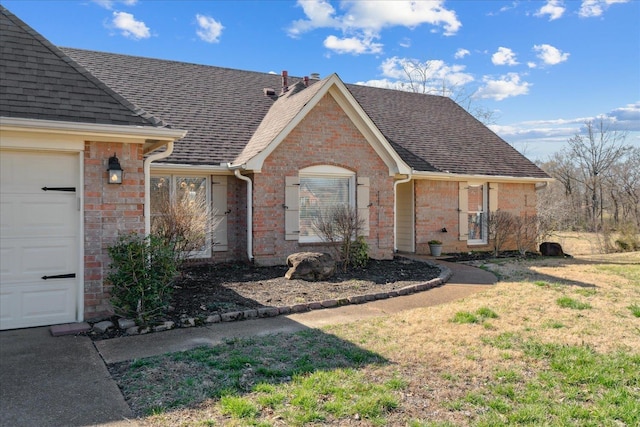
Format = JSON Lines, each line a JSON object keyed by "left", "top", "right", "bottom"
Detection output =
{"left": 1, "top": 150, "right": 80, "bottom": 330}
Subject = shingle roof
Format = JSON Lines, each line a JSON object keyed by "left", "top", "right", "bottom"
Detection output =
{"left": 233, "top": 78, "right": 329, "bottom": 166}
{"left": 0, "top": 6, "right": 160, "bottom": 127}
{"left": 60, "top": 47, "right": 548, "bottom": 178}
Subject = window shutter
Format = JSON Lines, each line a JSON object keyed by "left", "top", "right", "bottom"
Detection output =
{"left": 458, "top": 181, "right": 468, "bottom": 241}
{"left": 285, "top": 176, "right": 300, "bottom": 240}
{"left": 211, "top": 176, "right": 228, "bottom": 252}
{"left": 357, "top": 177, "right": 370, "bottom": 236}
{"left": 489, "top": 182, "right": 499, "bottom": 212}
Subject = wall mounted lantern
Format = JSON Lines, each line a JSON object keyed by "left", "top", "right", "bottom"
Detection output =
{"left": 107, "top": 154, "right": 123, "bottom": 184}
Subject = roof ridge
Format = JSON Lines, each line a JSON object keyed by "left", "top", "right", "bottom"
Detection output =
{"left": 0, "top": 6, "right": 167, "bottom": 128}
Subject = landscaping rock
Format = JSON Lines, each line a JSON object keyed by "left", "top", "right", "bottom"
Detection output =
{"left": 93, "top": 321, "right": 114, "bottom": 334}
{"left": 117, "top": 318, "right": 136, "bottom": 330}
{"left": 285, "top": 252, "right": 336, "bottom": 281}
{"left": 540, "top": 242, "right": 565, "bottom": 257}
{"left": 205, "top": 314, "right": 221, "bottom": 323}
{"left": 258, "top": 307, "right": 279, "bottom": 317}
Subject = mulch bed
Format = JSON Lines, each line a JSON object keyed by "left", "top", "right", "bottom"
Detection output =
{"left": 87, "top": 257, "right": 442, "bottom": 340}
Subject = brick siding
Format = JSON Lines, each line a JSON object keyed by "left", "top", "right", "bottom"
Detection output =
{"left": 414, "top": 180, "right": 538, "bottom": 254}
{"left": 250, "top": 93, "right": 395, "bottom": 265}
{"left": 83, "top": 141, "right": 144, "bottom": 320}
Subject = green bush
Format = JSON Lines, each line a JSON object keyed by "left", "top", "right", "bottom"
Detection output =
{"left": 107, "top": 233, "right": 179, "bottom": 325}
{"left": 350, "top": 236, "right": 370, "bottom": 268}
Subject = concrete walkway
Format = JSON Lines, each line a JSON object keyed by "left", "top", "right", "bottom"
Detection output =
{"left": 0, "top": 260, "right": 495, "bottom": 427}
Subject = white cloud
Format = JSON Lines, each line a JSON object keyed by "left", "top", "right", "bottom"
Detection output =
{"left": 288, "top": 0, "right": 462, "bottom": 55}
{"left": 491, "top": 102, "right": 640, "bottom": 160}
{"left": 491, "top": 47, "right": 519, "bottom": 66}
{"left": 196, "top": 14, "right": 224, "bottom": 43}
{"left": 535, "top": 0, "right": 566, "bottom": 20}
{"left": 111, "top": 11, "right": 150, "bottom": 39}
{"left": 533, "top": 44, "right": 569, "bottom": 65}
{"left": 357, "top": 56, "right": 474, "bottom": 94}
{"left": 399, "top": 37, "right": 411, "bottom": 48}
{"left": 92, "top": 0, "right": 137, "bottom": 9}
{"left": 323, "top": 35, "right": 382, "bottom": 54}
{"left": 454, "top": 48, "right": 470, "bottom": 59}
{"left": 579, "top": 0, "right": 630, "bottom": 18}
{"left": 604, "top": 102, "right": 640, "bottom": 131}
{"left": 476, "top": 73, "right": 531, "bottom": 101}
{"left": 527, "top": 61, "right": 537, "bottom": 68}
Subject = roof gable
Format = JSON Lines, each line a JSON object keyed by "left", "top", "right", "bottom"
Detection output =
{"left": 0, "top": 6, "right": 160, "bottom": 127}
{"left": 232, "top": 74, "right": 411, "bottom": 175}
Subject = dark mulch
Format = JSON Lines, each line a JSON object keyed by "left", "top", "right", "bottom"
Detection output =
{"left": 87, "top": 257, "right": 441, "bottom": 340}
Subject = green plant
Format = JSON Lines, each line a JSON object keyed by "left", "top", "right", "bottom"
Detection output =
{"left": 350, "top": 236, "right": 370, "bottom": 268}
{"left": 428, "top": 239, "right": 442, "bottom": 245}
{"left": 556, "top": 296, "right": 592, "bottom": 310}
{"left": 629, "top": 304, "right": 640, "bottom": 318}
{"left": 451, "top": 311, "right": 479, "bottom": 324}
{"left": 107, "top": 233, "right": 178, "bottom": 325}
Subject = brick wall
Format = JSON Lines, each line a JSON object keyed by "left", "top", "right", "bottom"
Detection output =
{"left": 414, "top": 180, "right": 538, "bottom": 254}
{"left": 250, "top": 93, "right": 395, "bottom": 265}
{"left": 83, "top": 141, "right": 144, "bottom": 320}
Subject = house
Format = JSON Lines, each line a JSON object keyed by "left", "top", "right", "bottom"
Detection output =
{"left": 0, "top": 7, "right": 550, "bottom": 330}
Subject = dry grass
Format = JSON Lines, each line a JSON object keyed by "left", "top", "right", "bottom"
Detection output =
{"left": 128, "top": 233, "right": 639, "bottom": 426}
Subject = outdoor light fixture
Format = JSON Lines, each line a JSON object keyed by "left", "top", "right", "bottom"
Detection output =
{"left": 107, "top": 154, "right": 123, "bottom": 184}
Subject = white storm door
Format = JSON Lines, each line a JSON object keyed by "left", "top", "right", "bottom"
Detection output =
{"left": 0, "top": 150, "right": 80, "bottom": 330}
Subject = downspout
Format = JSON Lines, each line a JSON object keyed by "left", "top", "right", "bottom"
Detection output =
{"left": 233, "top": 168, "right": 254, "bottom": 262}
{"left": 143, "top": 142, "right": 174, "bottom": 235}
{"left": 393, "top": 172, "right": 413, "bottom": 252}
{"left": 535, "top": 181, "right": 549, "bottom": 191}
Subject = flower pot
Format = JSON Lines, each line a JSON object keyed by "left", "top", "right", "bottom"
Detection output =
{"left": 429, "top": 244, "right": 443, "bottom": 257}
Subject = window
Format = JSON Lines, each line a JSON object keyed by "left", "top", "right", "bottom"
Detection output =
{"left": 150, "top": 175, "right": 211, "bottom": 258}
{"left": 299, "top": 166, "right": 355, "bottom": 243}
{"left": 467, "top": 184, "right": 487, "bottom": 244}
{"left": 459, "top": 182, "right": 495, "bottom": 245}
{"left": 285, "top": 166, "right": 369, "bottom": 242}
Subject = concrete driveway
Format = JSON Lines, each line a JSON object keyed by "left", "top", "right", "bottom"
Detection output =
{"left": 0, "top": 327, "right": 134, "bottom": 427}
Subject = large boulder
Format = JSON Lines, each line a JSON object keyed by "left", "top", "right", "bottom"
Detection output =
{"left": 285, "top": 252, "right": 336, "bottom": 281}
{"left": 539, "top": 242, "right": 565, "bottom": 257}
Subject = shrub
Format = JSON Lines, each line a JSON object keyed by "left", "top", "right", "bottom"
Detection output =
{"left": 151, "top": 184, "right": 218, "bottom": 265}
{"left": 312, "top": 204, "right": 368, "bottom": 271}
{"left": 350, "top": 236, "right": 370, "bottom": 268}
{"left": 107, "top": 233, "right": 179, "bottom": 325}
{"left": 487, "top": 210, "right": 515, "bottom": 256}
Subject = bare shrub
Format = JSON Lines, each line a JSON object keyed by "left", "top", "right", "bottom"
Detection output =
{"left": 513, "top": 214, "right": 540, "bottom": 256}
{"left": 151, "top": 188, "right": 217, "bottom": 265}
{"left": 487, "top": 210, "right": 515, "bottom": 256}
{"left": 312, "top": 204, "right": 367, "bottom": 271}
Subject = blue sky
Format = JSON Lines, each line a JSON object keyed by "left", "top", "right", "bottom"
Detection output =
{"left": 4, "top": 0, "right": 639, "bottom": 161}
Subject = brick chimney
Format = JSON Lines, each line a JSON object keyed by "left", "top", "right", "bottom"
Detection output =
{"left": 281, "top": 70, "right": 288, "bottom": 94}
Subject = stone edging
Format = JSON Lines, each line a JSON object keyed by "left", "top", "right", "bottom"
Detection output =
{"left": 97, "top": 261, "right": 453, "bottom": 336}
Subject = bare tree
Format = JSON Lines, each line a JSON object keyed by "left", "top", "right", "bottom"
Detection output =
{"left": 567, "top": 119, "right": 631, "bottom": 231}
{"left": 393, "top": 58, "right": 498, "bottom": 125}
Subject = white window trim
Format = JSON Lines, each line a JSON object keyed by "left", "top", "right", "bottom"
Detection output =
{"left": 150, "top": 174, "right": 212, "bottom": 258}
{"left": 298, "top": 166, "right": 356, "bottom": 243}
{"left": 467, "top": 182, "right": 488, "bottom": 245}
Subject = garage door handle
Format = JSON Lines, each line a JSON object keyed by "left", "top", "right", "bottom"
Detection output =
{"left": 41, "top": 273, "right": 76, "bottom": 280}
{"left": 41, "top": 187, "right": 76, "bottom": 192}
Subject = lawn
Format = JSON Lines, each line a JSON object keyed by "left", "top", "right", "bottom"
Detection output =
{"left": 114, "top": 243, "right": 640, "bottom": 426}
